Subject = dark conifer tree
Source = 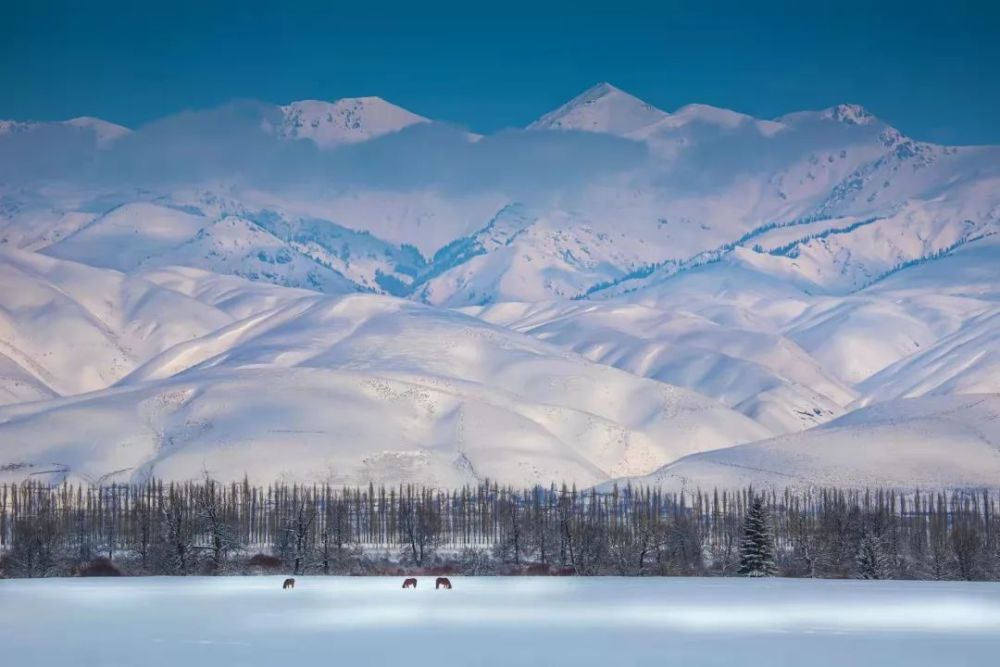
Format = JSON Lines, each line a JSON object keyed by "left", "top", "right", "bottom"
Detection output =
{"left": 738, "top": 495, "right": 775, "bottom": 577}
{"left": 856, "top": 529, "right": 887, "bottom": 580}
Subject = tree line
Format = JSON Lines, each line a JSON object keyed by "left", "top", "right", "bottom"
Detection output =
{"left": 0, "top": 479, "right": 997, "bottom": 581}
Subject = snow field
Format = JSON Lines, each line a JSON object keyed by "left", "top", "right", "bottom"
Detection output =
{"left": 1, "top": 577, "right": 999, "bottom": 666}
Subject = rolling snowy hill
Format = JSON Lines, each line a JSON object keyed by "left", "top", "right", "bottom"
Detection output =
{"left": 0, "top": 248, "right": 231, "bottom": 399}
{"left": 0, "top": 292, "right": 767, "bottom": 486}
{"left": 613, "top": 394, "right": 1000, "bottom": 491}
{"left": 467, "top": 300, "right": 856, "bottom": 434}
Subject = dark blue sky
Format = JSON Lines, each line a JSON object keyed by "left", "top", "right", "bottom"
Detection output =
{"left": 2, "top": 0, "right": 997, "bottom": 144}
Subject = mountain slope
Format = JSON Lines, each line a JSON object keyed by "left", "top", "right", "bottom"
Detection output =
{"left": 468, "top": 300, "right": 856, "bottom": 433}
{"left": 0, "top": 248, "right": 232, "bottom": 399}
{"left": 8, "top": 83, "right": 997, "bottom": 313}
{"left": 135, "top": 215, "right": 358, "bottom": 294}
{"left": 0, "top": 293, "right": 769, "bottom": 486}
{"left": 0, "top": 351, "right": 57, "bottom": 405}
{"left": 529, "top": 82, "right": 668, "bottom": 135}
{"left": 42, "top": 202, "right": 209, "bottom": 271}
{"left": 0, "top": 116, "right": 130, "bottom": 146}
{"left": 858, "top": 308, "right": 1000, "bottom": 400}
{"left": 277, "top": 97, "right": 428, "bottom": 147}
{"left": 0, "top": 83, "right": 997, "bottom": 490}
{"left": 613, "top": 394, "right": 1000, "bottom": 491}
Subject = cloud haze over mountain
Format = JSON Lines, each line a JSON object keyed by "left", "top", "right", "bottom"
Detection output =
{"left": 2, "top": 100, "right": 649, "bottom": 200}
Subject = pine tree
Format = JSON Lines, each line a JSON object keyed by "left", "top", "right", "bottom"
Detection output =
{"left": 738, "top": 495, "right": 775, "bottom": 577}
{"left": 856, "top": 529, "right": 887, "bottom": 580}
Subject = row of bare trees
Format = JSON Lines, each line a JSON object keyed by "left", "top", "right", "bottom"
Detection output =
{"left": 1, "top": 480, "right": 997, "bottom": 580}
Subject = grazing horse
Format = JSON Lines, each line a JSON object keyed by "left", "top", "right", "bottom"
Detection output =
{"left": 435, "top": 577, "right": 452, "bottom": 590}
{"left": 402, "top": 577, "right": 418, "bottom": 589}
{"left": 282, "top": 578, "right": 296, "bottom": 589}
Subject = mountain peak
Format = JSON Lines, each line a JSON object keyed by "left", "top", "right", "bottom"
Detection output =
{"left": 778, "top": 103, "right": 881, "bottom": 128}
{"left": 574, "top": 81, "right": 626, "bottom": 102}
{"left": 278, "top": 96, "right": 429, "bottom": 148}
{"left": 823, "top": 103, "right": 877, "bottom": 126}
{"left": 0, "top": 119, "right": 35, "bottom": 135}
{"left": 670, "top": 103, "right": 758, "bottom": 126}
{"left": 63, "top": 117, "right": 132, "bottom": 146}
{"left": 0, "top": 116, "right": 130, "bottom": 147}
{"left": 630, "top": 103, "right": 786, "bottom": 139}
{"left": 528, "top": 82, "right": 668, "bottom": 136}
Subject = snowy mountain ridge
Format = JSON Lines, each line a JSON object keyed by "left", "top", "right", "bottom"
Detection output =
{"left": 529, "top": 82, "right": 670, "bottom": 135}
{"left": 0, "top": 116, "right": 131, "bottom": 147}
{"left": 0, "top": 83, "right": 997, "bottom": 489}
{"left": 275, "top": 96, "right": 430, "bottom": 147}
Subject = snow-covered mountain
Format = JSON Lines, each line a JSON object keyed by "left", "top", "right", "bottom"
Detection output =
{"left": 612, "top": 394, "right": 1000, "bottom": 492}
{"left": 529, "top": 82, "right": 669, "bottom": 135}
{"left": 0, "top": 83, "right": 997, "bottom": 489}
{"left": 62, "top": 117, "right": 132, "bottom": 146}
{"left": 467, "top": 300, "right": 857, "bottom": 434}
{"left": 0, "top": 116, "right": 130, "bottom": 147}
{"left": 276, "top": 97, "right": 429, "bottom": 147}
{"left": 0, "top": 248, "right": 231, "bottom": 400}
{"left": 0, "top": 274, "right": 767, "bottom": 486}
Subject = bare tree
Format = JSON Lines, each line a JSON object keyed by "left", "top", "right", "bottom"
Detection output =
{"left": 195, "top": 478, "right": 236, "bottom": 574}
{"left": 2, "top": 480, "right": 999, "bottom": 581}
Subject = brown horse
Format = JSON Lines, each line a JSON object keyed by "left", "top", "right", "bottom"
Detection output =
{"left": 282, "top": 578, "right": 296, "bottom": 589}
{"left": 435, "top": 577, "right": 452, "bottom": 589}
{"left": 402, "top": 577, "right": 418, "bottom": 589}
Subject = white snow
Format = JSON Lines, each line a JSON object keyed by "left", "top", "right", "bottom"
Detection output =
{"left": 62, "top": 116, "right": 132, "bottom": 146}
{"left": 468, "top": 300, "right": 856, "bottom": 434}
{"left": 277, "top": 97, "right": 428, "bottom": 147}
{"left": 780, "top": 103, "right": 879, "bottom": 127}
{"left": 620, "top": 394, "right": 1000, "bottom": 492}
{"left": 0, "top": 248, "right": 232, "bottom": 399}
{"left": 0, "top": 291, "right": 768, "bottom": 487}
{"left": 0, "top": 116, "right": 130, "bottom": 146}
{"left": 0, "top": 82, "right": 998, "bottom": 490}
{"left": 135, "top": 216, "right": 358, "bottom": 294}
{"left": 528, "top": 82, "right": 669, "bottom": 136}
{"left": 42, "top": 203, "right": 210, "bottom": 272}
{"left": 0, "top": 119, "right": 35, "bottom": 135}
{"left": 0, "top": 577, "right": 998, "bottom": 667}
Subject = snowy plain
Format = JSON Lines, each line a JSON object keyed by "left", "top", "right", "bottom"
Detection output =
{"left": 0, "top": 576, "right": 998, "bottom": 666}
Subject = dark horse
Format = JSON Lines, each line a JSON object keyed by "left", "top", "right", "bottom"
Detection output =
{"left": 402, "top": 577, "right": 418, "bottom": 589}
{"left": 435, "top": 577, "right": 452, "bottom": 589}
{"left": 282, "top": 578, "right": 296, "bottom": 589}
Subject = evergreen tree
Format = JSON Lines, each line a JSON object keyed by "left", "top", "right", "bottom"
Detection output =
{"left": 856, "top": 529, "right": 887, "bottom": 580}
{"left": 738, "top": 495, "right": 775, "bottom": 577}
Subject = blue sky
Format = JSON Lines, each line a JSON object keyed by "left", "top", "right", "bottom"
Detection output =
{"left": 1, "top": 0, "right": 997, "bottom": 144}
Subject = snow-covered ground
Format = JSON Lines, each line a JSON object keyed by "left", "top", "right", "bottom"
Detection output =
{"left": 1, "top": 577, "right": 998, "bottom": 666}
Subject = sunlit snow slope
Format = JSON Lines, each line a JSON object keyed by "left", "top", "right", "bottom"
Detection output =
{"left": 0, "top": 292, "right": 767, "bottom": 486}
{"left": 614, "top": 394, "right": 1000, "bottom": 491}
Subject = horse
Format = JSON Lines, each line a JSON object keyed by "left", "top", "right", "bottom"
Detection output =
{"left": 282, "top": 578, "right": 296, "bottom": 589}
{"left": 402, "top": 577, "right": 418, "bottom": 589}
{"left": 435, "top": 577, "right": 452, "bottom": 589}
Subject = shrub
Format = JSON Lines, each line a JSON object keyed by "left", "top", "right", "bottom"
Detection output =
{"left": 78, "top": 557, "right": 122, "bottom": 577}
